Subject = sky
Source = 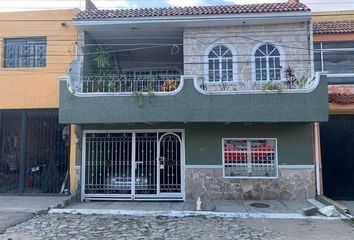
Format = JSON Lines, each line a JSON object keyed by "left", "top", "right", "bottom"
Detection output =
{"left": 0, "top": 0, "right": 354, "bottom": 12}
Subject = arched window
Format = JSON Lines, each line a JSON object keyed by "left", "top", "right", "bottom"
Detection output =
{"left": 208, "top": 45, "right": 233, "bottom": 82}
{"left": 254, "top": 44, "right": 282, "bottom": 82}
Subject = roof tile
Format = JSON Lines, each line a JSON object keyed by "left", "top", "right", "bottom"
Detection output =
{"left": 75, "top": 2, "right": 310, "bottom": 20}
{"left": 313, "top": 20, "right": 354, "bottom": 34}
{"left": 329, "top": 93, "right": 354, "bottom": 104}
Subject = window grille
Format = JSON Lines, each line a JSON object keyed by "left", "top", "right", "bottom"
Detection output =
{"left": 223, "top": 138, "right": 277, "bottom": 178}
{"left": 4, "top": 37, "right": 47, "bottom": 68}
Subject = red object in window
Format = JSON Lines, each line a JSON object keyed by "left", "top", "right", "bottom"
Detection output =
{"left": 251, "top": 146, "right": 275, "bottom": 159}
{"left": 224, "top": 145, "right": 274, "bottom": 163}
{"left": 224, "top": 144, "right": 247, "bottom": 163}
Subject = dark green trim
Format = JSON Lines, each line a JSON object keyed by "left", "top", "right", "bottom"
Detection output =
{"left": 59, "top": 76, "right": 328, "bottom": 124}
{"left": 75, "top": 123, "right": 313, "bottom": 166}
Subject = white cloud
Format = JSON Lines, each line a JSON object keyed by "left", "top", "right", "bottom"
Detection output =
{"left": 93, "top": 0, "right": 134, "bottom": 9}
{"left": 0, "top": 0, "right": 353, "bottom": 12}
{"left": 224, "top": 0, "right": 354, "bottom": 11}
{"left": 0, "top": 0, "right": 81, "bottom": 12}
{"left": 167, "top": 0, "right": 203, "bottom": 7}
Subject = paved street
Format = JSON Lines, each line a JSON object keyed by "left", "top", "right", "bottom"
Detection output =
{"left": 0, "top": 211, "right": 34, "bottom": 234}
{"left": 1, "top": 213, "right": 354, "bottom": 240}
{"left": 0, "top": 196, "right": 71, "bottom": 236}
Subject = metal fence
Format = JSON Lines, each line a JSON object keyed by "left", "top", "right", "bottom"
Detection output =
{"left": 81, "top": 74, "right": 181, "bottom": 93}
{"left": 0, "top": 110, "right": 70, "bottom": 195}
{"left": 83, "top": 131, "right": 183, "bottom": 200}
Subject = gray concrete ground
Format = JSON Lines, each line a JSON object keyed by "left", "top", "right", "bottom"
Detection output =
{"left": 0, "top": 212, "right": 34, "bottom": 234}
{"left": 0, "top": 196, "right": 70, "bottom": 213}
{"left": 63, "top": 199, "right": 315, "bottom": 214}
{"left": 1, "top": 213, "right": 353, "bottom": 240}
{"left": 339, "top": 201, "right": 354, "bottom": 215}
{"left": 0, "top": 196, "right": 71, "bottom": 234}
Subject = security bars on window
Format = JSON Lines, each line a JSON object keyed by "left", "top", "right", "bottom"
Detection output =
{"left": 4, "top": 37, "right": 47, "bottom": 68}
{"left": 223, "top": 138, "right": 277, "bottom": 178}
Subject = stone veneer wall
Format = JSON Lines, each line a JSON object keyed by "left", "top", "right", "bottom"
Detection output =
{"left": 183, "top": 22, "right": 311, "bottom": 82}
{"left": 185, "top": 167, "right": 315, "bottom": 200}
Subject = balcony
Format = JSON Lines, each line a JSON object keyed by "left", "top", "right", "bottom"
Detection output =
{"left": 67, "top": 60, "right": 319, "bottom": 96}
{"left": 60, "top": 67, "right": 328, "bottom": 124}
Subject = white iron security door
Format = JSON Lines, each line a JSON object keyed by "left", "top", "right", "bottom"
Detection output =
{"left": 82, "top": 130, "right": 184, "bottom": 201}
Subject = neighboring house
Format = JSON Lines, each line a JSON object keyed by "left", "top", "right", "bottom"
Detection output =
{"left": 60, "top": 0, "right": 328, "bottom": 201}
{"left": 313, "top": 12, "right": 354, "bottom": 200}
{"left": 0, "top": 9, "right": 79, "bottom": 195}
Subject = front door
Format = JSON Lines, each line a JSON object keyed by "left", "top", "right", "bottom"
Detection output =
{"left": 320, "top": 115, "right": 354, "bottom": 200}
{"left": 82, "top": 130, "right": 184, "bottom": 201}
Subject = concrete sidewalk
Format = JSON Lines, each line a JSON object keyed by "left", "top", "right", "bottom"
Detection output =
{"left": 50, "top": 199, "right": 343, "bottom": 220}
{"left": 0, "top": 195, "right": 71, "bottom": 234}
{"left": 339, "top": 201, "right": 354, "bottom": 215}
{"left": 0, "top": 196, "right": 71, "bottom": 213}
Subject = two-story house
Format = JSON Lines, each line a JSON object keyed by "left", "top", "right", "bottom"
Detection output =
{"left": 60, "top": 0, "right": 328, "bottom": 201}
{"left": 0, "top": 9, "right": 78, "bottom": 195}
{"left": 313, "top": 11, "right": 354, "bottom": 201}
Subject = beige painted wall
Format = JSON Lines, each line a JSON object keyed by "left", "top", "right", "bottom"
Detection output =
{"left": 312, "top": 10, "right": 354, "bottom": 22}
{"left": 0, "top": 9, "right": 79, "bottom": 109}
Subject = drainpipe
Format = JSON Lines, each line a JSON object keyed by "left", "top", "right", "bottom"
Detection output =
{"left": 314, "top": 122, "right": 321, "bottom": 196}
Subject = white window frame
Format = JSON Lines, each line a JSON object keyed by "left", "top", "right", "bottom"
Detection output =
{"left": 314, "top": 41, "right": 354, "bottom": 77}
{"left": 251, "top": 42, "right": 285, "bottom": 83}
{"left": 222, "top": 138, "right": 278, "bottom": 179}
{"left": 204, "top": 43, "right": 237, "bottom": 83}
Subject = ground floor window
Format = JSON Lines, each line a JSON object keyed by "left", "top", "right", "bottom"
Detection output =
{"left": 223, "top": 138, "right": 277, "bottom": 178}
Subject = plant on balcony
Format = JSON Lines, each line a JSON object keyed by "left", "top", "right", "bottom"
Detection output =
{"left": 132, "top": 75, "right": 157, "bottom": 107}
{"left": 160, "top": 80, "right": 177, "bottom": 92}
{"left": 296, "top": 76, "right": 308, "bottom": 88}
{"left": 284, "top": 66, "right": 297, "bottom": 89}
{"left": 198, "top": 77, "right": 208, "bottom": 90}
{"left": 261, "top": 82, "right": 284, "bottom": 92}
{"left": 92, "top": 46, "right": 116, "bottom": 92}
{"left": 133, "top": 91, "right": 144, "bottom": 107}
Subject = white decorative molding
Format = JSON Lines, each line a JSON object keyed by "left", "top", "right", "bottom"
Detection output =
{"left": 193, "top": 72, "right": 322, "bottom": 95}
{"left": 185, "top": 165, "right": 314, "bottom": 169}
{"left": 185, "top": 165, "right": 223, "bottom": 169}
{"left": 278, "top": 165, "right": 314, "bottom": 169}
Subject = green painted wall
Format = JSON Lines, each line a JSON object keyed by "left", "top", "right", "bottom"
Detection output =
{"left": 75, "top": 123, "right": 313, "bottom": 166}
{"left": 60, "top": 76, "right": 328, "bottom": 124}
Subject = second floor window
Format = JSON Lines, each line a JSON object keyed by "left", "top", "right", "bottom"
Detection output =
{"left": 255, "top": 44, "right": 282, "bottom": 82}
{"left": 208, "top": 45, "right": 233, "bottom": 82}
{"left": 3, "top": 37, "right": 47, "bottom": 68}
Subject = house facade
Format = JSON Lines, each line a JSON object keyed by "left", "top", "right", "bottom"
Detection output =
{"left": 313, "top": 12, "right": 354, "bottom": 200}
{"left": 0, "top": 9, "right": 78, "bottom": 195}
{"left": 60, "top": 1, "right": 328, "bottom": 201}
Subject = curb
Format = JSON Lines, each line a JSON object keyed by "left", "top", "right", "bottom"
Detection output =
{"left": 49, "top": 208, "right": 344, "bottom": 220}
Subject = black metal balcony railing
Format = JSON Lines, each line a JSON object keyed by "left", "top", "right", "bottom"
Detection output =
{"left": 78, "top": 74, "right": 181, "bottom": 94}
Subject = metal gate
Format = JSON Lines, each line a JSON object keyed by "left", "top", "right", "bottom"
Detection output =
{"left": 0, "top": 110, "right": 70, "bottom": 195}
{"left": 82, "top": 130, "right": 184, "bottom": 201}
{"left": 320, "top": 115, "right": 354, "bottom": 200}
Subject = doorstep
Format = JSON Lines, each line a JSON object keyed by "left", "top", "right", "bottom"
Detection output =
{"left": 49, "top": 199, "right": 345, "bottom": 220}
